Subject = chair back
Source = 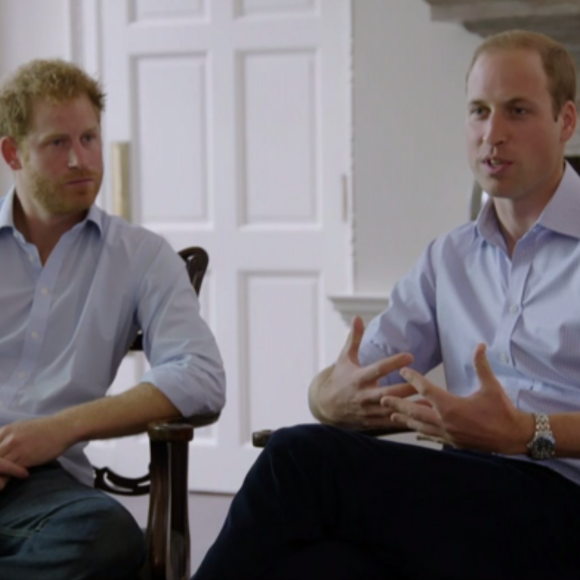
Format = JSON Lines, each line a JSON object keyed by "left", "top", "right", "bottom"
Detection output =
{"left": 178, "top": 246, "right": 208, "bottom": 296}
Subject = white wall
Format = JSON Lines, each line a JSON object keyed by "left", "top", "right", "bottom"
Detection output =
{"left": 353, "top": 0, "right": 481, "bottom": 293}
{"left": 0, "top": 0, "right": 70, "bottom": 194}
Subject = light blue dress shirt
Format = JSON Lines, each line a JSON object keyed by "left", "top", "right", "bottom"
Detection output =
{"left": 0, "top": 189, "right": 225, "bottom": 485}
{"left": 360, "top": 162, "right": 580, "bottom": 485}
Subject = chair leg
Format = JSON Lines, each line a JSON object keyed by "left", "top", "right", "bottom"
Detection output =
{"left": 147, "top": 423, "right": 194, "bottom": 580}
{"left": 147, "top": 440, "right": 170, "bottom": 580}
{"left": 169, "top": 441, "right": 191, "bottom": 580}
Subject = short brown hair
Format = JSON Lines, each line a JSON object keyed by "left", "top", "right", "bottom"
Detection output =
{"left": 467, "top": 30, "right": 578, "bottom": 119}
{"left": 0, "top": 59, "right": 106, "bottom": 142}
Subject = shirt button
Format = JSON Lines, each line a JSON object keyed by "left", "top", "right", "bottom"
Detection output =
{"left": 28, "top": 255, "right": 34, "bottom": 262}
{"left": 17, "top": 372, "right": 25, "bottom": 379}
{"left": 509, "top": 304, "right": 518, "bottom": 314}
{"left": 31, "top": 331, "right": 39, "bottom": 340}
{"left": 41, "top": 288, "right": 49, "bottom": 296}
{"left": 500, "top": 352, "right": 510, "bottom": 364}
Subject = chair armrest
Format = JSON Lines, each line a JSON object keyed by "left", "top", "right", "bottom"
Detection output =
{"left": 147, "top": 412, "right": 221, "bottom": 441}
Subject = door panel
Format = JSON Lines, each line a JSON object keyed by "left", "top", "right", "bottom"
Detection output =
{"left": 136, "top": 56, "right": 209, "bottom": 223}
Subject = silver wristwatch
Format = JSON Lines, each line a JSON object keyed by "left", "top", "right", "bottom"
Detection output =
{"left": 526, "top": 413, "right": 556, "bottom": 460}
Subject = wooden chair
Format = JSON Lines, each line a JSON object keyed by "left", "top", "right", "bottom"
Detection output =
{"left": 93, "top": 246, "right": 220, "bottom": 580}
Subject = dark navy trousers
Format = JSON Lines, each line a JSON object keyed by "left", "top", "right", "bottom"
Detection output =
{"left": 193, "top": 424, "right": 580, "bottom": 579}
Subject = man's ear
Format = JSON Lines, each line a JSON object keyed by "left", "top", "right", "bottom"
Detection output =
{"left": 559, "top": 101, "right": 578, "bottom": 143}
{"left": 0, "top": 137, "right": 23, "bottom": 170}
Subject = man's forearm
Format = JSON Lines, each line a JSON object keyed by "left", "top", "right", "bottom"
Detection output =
{"left": 55, "top": 382, "right": 181, "bottom": 445}
{"left": 0, "top": 383, "right": 182, "bottom": 469}
{"left": 548, "top": 413, "right": 580, "bottom": 458}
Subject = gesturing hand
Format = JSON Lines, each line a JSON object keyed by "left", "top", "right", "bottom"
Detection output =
{"left": 316, "top": 316, "right": 415, "bottom": 430}
{"left": 380, "top": 344, "right": 534, "bottom": 454}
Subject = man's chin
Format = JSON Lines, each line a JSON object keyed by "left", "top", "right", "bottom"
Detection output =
{"left": 48, "top": 194, "right": 98, "bottom": 216}
{"left": 474, "top": 175, "right": 513, "bottom": 199}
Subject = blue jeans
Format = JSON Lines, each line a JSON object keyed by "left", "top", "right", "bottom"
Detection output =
{"left": 0, "top": 461, "right": 145, "bottom": 579}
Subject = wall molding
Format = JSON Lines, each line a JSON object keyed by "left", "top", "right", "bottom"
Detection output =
{"left": 328, "top": 293, "right": 388, "bottom": 327}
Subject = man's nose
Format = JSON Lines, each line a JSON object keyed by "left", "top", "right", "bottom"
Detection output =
{"left": 67, "top": 142, "right": 86, "bottom": 168}
{"left": 483, "top": 112, "right": 507, "bottom": 146}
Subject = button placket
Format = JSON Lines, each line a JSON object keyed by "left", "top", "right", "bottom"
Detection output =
{"left": 495, "top": 241, "right": 534, "bottom": 368}
{"left": 5, "top": 237, "right": 69, "bottom": 405}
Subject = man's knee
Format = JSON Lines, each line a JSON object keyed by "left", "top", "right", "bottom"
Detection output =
{"left": 90, "top": 496, "right": 145, "bottom": 574}
{"left": 265, "top": 423, "right": 366, "bottom": 466}
{"left": 266, "top": 423, "right": 339, "bottom": 454}
{"left": 49, "top": 493, "right": 145, "bottom": 579}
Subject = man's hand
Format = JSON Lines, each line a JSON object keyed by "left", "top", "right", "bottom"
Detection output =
{"left": 311, "top": 316, "right": 414, "bottom": 430}
{"left": 380, "top": 344, "right": 534, "bottom": 454}
{"left": 0, "top": 416, "right": 75, "bottom": 469}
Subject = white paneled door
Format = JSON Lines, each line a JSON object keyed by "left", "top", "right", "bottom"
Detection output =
{"left": 80, "top": 0, "right": 351, "bottom": 493}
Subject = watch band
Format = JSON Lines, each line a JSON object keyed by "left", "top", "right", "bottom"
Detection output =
{"left": 535, "top": 413, "right": 551, "bottom": 433}
{"left": 526, "top": 413, "right": 556, "bottom": 460}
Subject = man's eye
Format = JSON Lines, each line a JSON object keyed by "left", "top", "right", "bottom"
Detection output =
{"left": 52, "top": 139, "right": 65, "bottom": 147}
{"left": 513, "top": 107, "right": 528, "bottom": 116}
{"left": 470, "top": 107, "right": 486, "bottom": 116}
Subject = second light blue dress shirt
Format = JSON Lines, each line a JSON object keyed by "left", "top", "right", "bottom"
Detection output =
{"left": 360, "top": 162, "right": 580, "bottom": 486}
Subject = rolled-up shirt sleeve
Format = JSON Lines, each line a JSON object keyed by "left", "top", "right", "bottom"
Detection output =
{"left": 359, "top": 239, "right": 441, "bottom": 385}
{"left": 137, "top": 238, "right": 226, "bottom": 417}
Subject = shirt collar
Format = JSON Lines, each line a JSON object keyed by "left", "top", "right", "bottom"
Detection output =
{"left": 85, "top": 203, "right": 104, "bottom": 235}
{"left": 0, "top": 187, "right": 17, "bottom": 232}
{"left": 475, "top": 196, "right": 504, "bottom": 249}
{"left": 475, "top": 161, "right": 580, "bottom": 245}
{"left": 0, "top": 186, "right": 104, "bottom": 236}
{"left": 537, "top": 162, "right": 580, "bottom": 239}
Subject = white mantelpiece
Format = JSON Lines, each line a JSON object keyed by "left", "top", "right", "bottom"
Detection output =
{"left": 328, "top": 294, "right": 389, "bottom": 327}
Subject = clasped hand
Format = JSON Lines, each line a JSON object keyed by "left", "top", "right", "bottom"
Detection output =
{"left": 0, "top": 415, "right": 74, "bottom": 490}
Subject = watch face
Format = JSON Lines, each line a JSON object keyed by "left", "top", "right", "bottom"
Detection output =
{"left": 531, "top": 434, "right": 556, "bottom": 460}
